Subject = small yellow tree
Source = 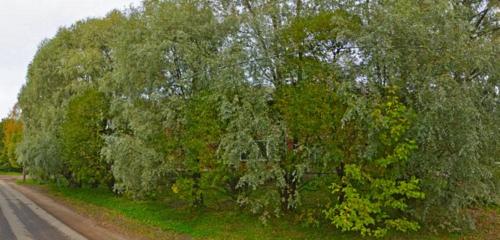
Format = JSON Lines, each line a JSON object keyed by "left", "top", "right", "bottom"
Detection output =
{"left": 2, "top": 104, "right": 23, "bottom": 169}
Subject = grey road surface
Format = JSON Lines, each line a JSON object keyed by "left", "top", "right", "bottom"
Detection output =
{"left": 0, "top": 180, "right": 87, "bottom": 240}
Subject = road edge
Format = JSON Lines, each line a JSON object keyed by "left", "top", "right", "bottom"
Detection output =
{"left": 4, "top": 178, "right": 128, "bottom": 240}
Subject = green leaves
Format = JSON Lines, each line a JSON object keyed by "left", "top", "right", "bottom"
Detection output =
{"left": 325, "top": 89, "right": 424, "bottom": 237}
{"left": 14, "top": 0, "right": 498, "bottom": 237}
{"left": 17, "top": 14, "right": 123, "bottom": 182}
{"left": 61, "top": 89, "right": 112, "bottom": 187}
{"left": 359, "top": 0, "right": 499, "bottom": 230}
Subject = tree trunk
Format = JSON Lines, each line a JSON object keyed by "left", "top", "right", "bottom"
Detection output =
{"left": 336, "top": 161, "right": 346, "bottom": 204}
{"left": 192, "top": 158, "right": 204, "bottom": 208}
{"left": 281, "top": 170, "right": 298, "bottom": 211}
{"left": 22, "top": 166, "right": 26, "bottom": 183}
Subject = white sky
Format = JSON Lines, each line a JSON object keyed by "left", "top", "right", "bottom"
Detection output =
{"left": 0, "top": 0, "right": 142, "bottom": 119}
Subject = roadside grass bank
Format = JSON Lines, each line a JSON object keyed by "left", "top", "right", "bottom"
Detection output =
{"left": 16, "top": 179, "right": 498, "bottom": 240}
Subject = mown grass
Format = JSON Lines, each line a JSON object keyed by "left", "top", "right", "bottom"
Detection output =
{"left": 18, "top": 179, "right": 496, "bottom": 240}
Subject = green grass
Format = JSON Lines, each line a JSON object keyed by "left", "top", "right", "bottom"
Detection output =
{"left": 18, "top": 179, "right": 494, "bottom": 240}
{"left": 0, "top": 170, "right": 21, "bottom": 176}
{"left": 20, "top": 179, "right": 353, "bottom": 239}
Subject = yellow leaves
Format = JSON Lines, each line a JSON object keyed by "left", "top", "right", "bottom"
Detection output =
{"left": 3, "top": 120, "right": 22, "bottom": 138}
{"left": 345, "top": 164, "right": 363, "bottom": 181}
{"left": 171, "top": 184, "right": 180, "bottom": 194}
{"left": 2, "top": 115, "right": 23, "bottom": 168}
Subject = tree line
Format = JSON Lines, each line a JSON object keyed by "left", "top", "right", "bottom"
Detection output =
{"left": 13, "top": 0, "right": 499, "bottom": 237}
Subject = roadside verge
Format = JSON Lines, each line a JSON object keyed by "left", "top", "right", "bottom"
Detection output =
{"left": 2, "top": 176, "right": 128, "bottom": 240}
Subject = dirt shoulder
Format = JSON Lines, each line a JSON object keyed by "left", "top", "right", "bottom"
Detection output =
{"left": 1, "top": 176, "right": 129, "bottom": 240}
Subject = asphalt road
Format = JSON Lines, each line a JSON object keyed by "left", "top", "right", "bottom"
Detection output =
{"left": 0, "top": 179, "right": 87, "bottom": 240}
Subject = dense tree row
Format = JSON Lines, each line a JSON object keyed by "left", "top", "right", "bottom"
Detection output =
{"left": 15, "top": 0, "right": 498, "bottom": 237}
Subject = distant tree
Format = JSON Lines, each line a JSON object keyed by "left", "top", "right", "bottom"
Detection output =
{"left": 2, "top": 105, "right": 23, "bottom": 170}
{"left": 0, "top": 119, "right": 6, "bottom": 168}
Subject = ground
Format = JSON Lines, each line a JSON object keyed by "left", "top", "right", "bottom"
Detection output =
{"left": 1, "top": 174, "right": 498, "bottom": 240}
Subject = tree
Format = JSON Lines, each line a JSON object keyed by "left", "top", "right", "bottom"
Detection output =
{"left": 103, "top": 1, "right": 237, "bottom": 206}
{"left": 0, "top": 119, "right": 7, "bottom": 168}
{"left": 60, "top": 89, "right": 112, "bottom": 188}
{"left": 2, "top": 105, "right": 23, "bottom": 170}
{"left": 18, "top": 12, "right": 125, "bottom": 181}
{"left": 358, "top": 0, "right": 499, "bottom": 230}
{"left": 325, "top": 88, "right": 424, "bottom": 237}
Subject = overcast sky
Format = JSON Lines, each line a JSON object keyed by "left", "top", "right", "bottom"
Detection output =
{"left": 0, "top": 0, "right": 142, "bottom": 119}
